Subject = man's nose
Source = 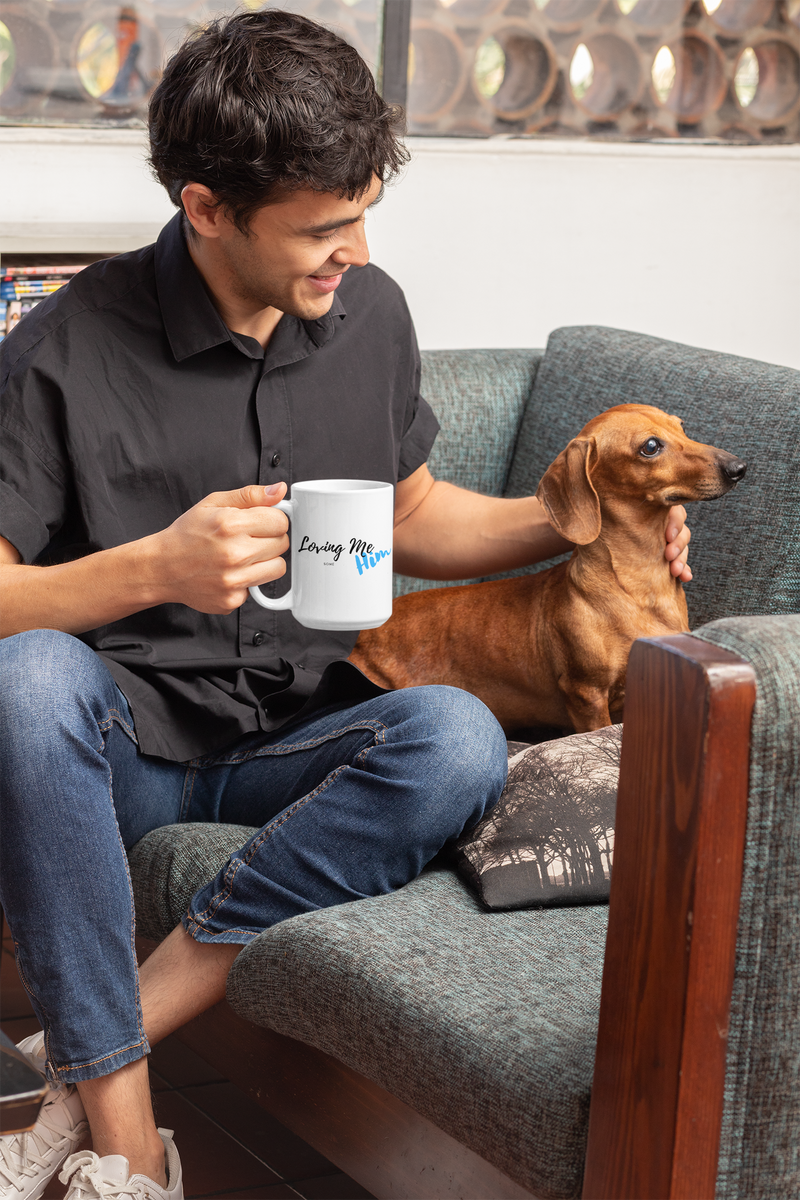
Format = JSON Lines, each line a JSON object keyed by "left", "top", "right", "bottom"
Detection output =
{"left": 333, "top": 223, "right": 369, "bottom": 268}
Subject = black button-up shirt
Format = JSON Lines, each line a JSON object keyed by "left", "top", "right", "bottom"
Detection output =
{"left": 0, "top": 215, "right": 439, "bottom": 761}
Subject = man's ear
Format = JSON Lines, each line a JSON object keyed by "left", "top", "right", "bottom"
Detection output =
{"left": 181, "top": 183, "right": 225, "bottom": 240}
{"left": 536, "top": 436, "right": 601, "bottom": 545}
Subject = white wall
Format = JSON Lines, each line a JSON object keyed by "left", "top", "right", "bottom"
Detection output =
{"left": 2, "top": 128, "right": 798, "bottom": 369}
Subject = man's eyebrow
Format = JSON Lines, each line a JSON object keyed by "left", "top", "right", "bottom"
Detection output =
{"left": 302, "top": 214, "right": 364, "bottom": 235}
{"left": 302, "top": 185, "right": 385, "bottom": 235}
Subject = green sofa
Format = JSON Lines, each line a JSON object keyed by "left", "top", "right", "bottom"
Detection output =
{"left": 130, "top": 327, "right": 800, "bottom": 1199}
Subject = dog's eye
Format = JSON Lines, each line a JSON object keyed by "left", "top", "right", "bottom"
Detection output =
{"left": 640, "top": 437, "right": 663, "bottom": 457}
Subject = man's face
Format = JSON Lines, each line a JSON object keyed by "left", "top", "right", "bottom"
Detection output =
{"left": 202, "top": 176, "right": 383, "bottom": 322}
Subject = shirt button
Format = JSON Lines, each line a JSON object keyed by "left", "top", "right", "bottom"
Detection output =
{"left": 252, "top": 632, "right": 265, "bottom": 647}
{"left": 271, "top": 453, "right": 281, "bottom": 467}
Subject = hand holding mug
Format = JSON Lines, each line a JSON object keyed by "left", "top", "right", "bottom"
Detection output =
{"left": 249, "top": 479, "right": 394, "bottom": 630}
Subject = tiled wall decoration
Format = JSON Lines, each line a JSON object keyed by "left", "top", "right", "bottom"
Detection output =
{"left": 0, "top": 0, "right": 798, "bottom": 141}
{"left": 0, "top": 0, "right": 379, "bottom": 125}
{"left": 406, "top": 0, "right": 800, "bottom": 140}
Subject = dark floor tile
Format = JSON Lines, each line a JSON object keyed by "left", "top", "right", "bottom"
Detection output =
{"left": 290, "top": 1174, "right": 375, "bottom": 1199}
{"left": 1, "top": 1014, "right": 43, "bottom": 1044}
{"left": 150, "top": 1065, "right": 173, "bottom": 1092}
{"left": 148, "top": 1034, "right": 226, "bottom": 1088}
{"left": 181, "top": 1081, "right": 339, "bottom": 1183}
{"left": 190, "top": 1186, "right": 301, "bottom": 1199}
{"left": 153, "top": 1089, "right": 285, "bottom": 1193}
{"left": 0, "top": 945, "right": 35, "bottom": 1019}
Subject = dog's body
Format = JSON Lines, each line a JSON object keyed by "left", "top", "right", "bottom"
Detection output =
{"left": 350, "top": 404, "right": 745, "bottom": 733}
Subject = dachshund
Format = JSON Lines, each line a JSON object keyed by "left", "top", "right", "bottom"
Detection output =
{"left": 350, "top": 404, "right": 746, "bottom": 733}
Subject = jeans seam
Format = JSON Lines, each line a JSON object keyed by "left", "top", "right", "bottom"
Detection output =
{"left": 97, "top": 707, "right": 137, "bottom": 745}
{"left": 179, "top": 767, "right": 198, "bottom": 822}
{"left": 195, "top": 719, "right": 388, "bottom": 768}
{"left": 55, "top": 1038, "right": 149, "bottom": 1076}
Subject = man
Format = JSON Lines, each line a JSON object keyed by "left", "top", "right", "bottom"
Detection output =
{"left": 0, "top": 11, "right": 691, "bottom": 1198}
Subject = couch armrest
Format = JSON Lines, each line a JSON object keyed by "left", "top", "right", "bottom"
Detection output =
{"left": 583, "top": 634, "right": 756, "bottom": 1200}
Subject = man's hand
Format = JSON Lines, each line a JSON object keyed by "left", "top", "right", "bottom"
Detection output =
{"left": 665, "top": 505, "right": 692, "bottom": 583}
{"left": 149, "top": 483, "right": 290, "bottom": 613}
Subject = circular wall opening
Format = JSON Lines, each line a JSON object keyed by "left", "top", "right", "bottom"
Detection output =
{"left": 436, "top": 0, "right": 505, "bottom": 18}
{"left": 475, "top": 25, "right": 557, "bottom": 119}
{"left": 653, "top": 32, "right": 727, "bottom": 122}
{"left": 407, "top": 22, "right": 465, "bottom": 124}
{"left": 0, "top": 8, "right": 58, "bottom": 115}
{"left": 537, "top": 0, "right": 604, "bottom": 33}
{"left": 0, "top": 21, "right": 15, "bottom": 96}
{"left": 74, "top": 7, "right": 161, "bottom": 111}
{"left": 618, "top": 0, "right": 687, "bottom": 31}
{"left": 77, "top": 22, "right": 119, "bottom": 98}
{"left": 570, "top": 32, "right": 642, "bottom": 119}
{"left": 701, "top": 0, "right": 774, "bottom": 35}
{"left": 735, "top": 39, "right": 800, "bottom": 125}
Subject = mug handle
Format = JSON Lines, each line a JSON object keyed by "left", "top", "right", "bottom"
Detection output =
{"left": 248, "top": 498, "right": 294, "bottom": 611}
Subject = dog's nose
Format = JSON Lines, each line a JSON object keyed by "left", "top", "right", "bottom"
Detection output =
{"left": 722, "top": 458, "right": 747, "bottom": 482}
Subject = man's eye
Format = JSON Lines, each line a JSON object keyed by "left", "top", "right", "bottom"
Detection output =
{"left": 640, "top": 437, "right": 663, "bottom": 457}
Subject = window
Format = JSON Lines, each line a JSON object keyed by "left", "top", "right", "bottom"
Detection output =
{"left": 0, "top": 0, "right": 797, "bottom": 142}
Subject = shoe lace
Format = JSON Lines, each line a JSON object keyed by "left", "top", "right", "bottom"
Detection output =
{"left": 59, "top": 1152, "right": 146, "bottom": 1199}
{"left": 0, "top": 1093, "right": 74, "bottom": 1185}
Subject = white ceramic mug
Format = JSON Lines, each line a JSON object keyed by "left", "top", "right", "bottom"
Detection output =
{"left": 249, "top": 479, "right": 394, "bottom": 630}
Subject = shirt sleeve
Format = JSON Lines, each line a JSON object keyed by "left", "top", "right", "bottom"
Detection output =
{"left": 397, "top": 337, "right": 440, "bottom": 481}
{"left": 0, "top": 349, "right": 70, "bottom": 564}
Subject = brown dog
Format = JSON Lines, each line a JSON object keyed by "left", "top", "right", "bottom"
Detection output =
{"left": 350, "top": 404, "right": 746, "bottom": 733}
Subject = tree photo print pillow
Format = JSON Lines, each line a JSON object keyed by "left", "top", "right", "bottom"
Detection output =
{"left": 454, "top": 725, "right": 622, "bottom": 911}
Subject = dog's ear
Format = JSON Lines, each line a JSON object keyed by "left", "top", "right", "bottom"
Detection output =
{"left": 536, "top": 436, "right": 601, "bottom": 545}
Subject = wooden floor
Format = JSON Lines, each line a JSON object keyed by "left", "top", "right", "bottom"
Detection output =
{"left": 0, "top": 929, "right": 375, "bottom": 1200}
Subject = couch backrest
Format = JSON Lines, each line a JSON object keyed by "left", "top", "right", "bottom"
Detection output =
{"left": 395, "top": 349, "right": 542, "bottom": 598}
{"left": 504, "top": 326, "right": 800, "bottom": 628}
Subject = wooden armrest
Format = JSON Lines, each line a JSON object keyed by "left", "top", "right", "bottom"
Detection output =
{"left": 582, "top": 634, "right": 756, "bottom": 1200}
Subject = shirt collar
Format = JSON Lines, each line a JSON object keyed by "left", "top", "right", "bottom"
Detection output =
{"left": 154, "top": 213, "right": 346, "bottom": 365}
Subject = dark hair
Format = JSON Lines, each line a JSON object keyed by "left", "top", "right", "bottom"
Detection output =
{"left": 148, "top": 9, "right": 408, "bottom": 232}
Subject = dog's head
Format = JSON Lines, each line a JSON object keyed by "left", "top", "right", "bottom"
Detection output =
{"left": 536, "top": 404, "right": 746, "bottom": 545}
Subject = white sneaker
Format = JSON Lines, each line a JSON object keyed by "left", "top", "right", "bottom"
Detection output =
{"left": 59, "top": 1129, "right": 183, "bottom": 1200}
{"left": 0, "top": 1032, "right": 88, "bottom": 1199}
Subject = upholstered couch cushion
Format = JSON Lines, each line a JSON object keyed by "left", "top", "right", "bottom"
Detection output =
{"left": 227, "top": 868, "right": 607, "bottom": 1200}
{"left": 395, "top": 348, "right": 542, "bottom": 597}
{"left": 129, "top": 821, "right": 606, "bottom": 1197}
{"left": 504, "top": 327, "right": 800, "bottom": 628}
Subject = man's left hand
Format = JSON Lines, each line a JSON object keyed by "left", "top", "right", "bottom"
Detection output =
{"left": 665, "top": 505, "right": 692, "bottom": 582}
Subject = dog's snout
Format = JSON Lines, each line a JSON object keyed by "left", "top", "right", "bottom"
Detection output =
{"left": 721, "top": 456, "right": 747, "bottom": 483}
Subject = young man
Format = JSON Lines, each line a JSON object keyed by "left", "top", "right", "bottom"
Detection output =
{"left": 0, "top": 11, "right": 691, "bottom": 1198}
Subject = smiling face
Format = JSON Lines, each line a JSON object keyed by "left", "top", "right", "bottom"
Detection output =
{"left": 182, "top": 175, "right": 384, "bottom": 328}
{"left": 583, "top": 404, "right": 746, "bottom": 507}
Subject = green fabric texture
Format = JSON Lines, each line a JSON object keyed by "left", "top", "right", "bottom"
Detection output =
{"left": 129, "top": 822, "right": 257, "bottom": 942}
{"left": 692, "top": 616, "right": 800, "bottom": 1199}
{"left": 504, "top": 327, "right": 800, "bottom": 625}
{"left": 394, "top": 349, "right": 542, "bottom": 598}
{"left": 226, "top": 867, "right": 606, "bottom": 1200}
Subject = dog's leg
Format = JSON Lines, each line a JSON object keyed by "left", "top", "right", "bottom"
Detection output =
{"left": 559, "top": 680, "right": 613, "bottom": 733}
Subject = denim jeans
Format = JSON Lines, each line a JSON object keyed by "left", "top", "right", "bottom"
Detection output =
{"left": 0, "top": 629, "right": 507, "bottom": 1083}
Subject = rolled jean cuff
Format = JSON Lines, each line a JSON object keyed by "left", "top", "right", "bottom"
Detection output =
{"left": 50, "top": 1034, "right": 150, "bottom": 1085}
{"left": 181, "top": 912, "right": 257, "bottom": 945}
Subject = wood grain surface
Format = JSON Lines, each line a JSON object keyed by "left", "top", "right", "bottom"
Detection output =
{"left": 581, "top": 635, "right": 755, "bottom": 1200}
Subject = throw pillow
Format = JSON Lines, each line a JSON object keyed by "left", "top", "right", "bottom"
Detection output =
{"left": 454, "top": 725, "right": 622, "bottom": 910}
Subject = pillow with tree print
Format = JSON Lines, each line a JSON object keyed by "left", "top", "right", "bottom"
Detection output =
{"left": 454, "top": 725, "right": 622, "bottom": 911}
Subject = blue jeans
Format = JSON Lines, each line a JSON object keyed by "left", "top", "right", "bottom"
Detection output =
{"left": 0, "top": 630, "right": 507, "bottom": 1083}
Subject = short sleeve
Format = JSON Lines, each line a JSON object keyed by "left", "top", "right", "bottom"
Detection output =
{"left": 1, "top": 351, "right": 70, "bottom": 564}
{"left": 397, "top": 338, "right": 439, "bottom": 481}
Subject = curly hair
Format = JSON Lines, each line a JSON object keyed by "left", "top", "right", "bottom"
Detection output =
{"left": 148, "top": 9, "right": 408, "bottom": 232}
